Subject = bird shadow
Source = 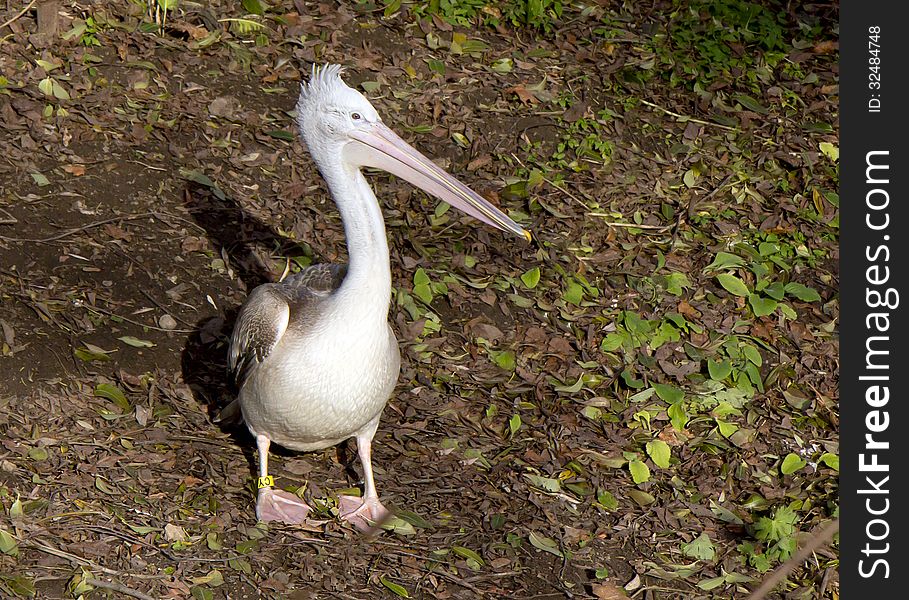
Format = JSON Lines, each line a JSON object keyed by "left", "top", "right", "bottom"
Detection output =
{"left": 178, "top": 183, "right": 309, "bottom": 445}
{"left": 178, "top": 181, "right": 370, "bottom": 495}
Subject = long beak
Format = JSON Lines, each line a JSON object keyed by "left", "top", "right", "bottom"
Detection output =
{"left": 345, "top": 122, "right": 531, "bottom": 242}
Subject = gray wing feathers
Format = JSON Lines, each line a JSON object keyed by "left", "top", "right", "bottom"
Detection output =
{"left": 281, "top": 263, "right": 346, "bottom": 295}
{"left": 227, "top": 263, "right": 347, "bottom": 389}
{"left": 228, "top": 286, "right": 291, "bottom": 389}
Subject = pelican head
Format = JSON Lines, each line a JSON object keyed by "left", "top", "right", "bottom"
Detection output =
{"left": 296, "top": 64, "right": 531, "bottom": 241}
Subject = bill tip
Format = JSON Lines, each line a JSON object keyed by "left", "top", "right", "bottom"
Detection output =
{"left": 523, "top": 229, "right": 533, "bottom": 243}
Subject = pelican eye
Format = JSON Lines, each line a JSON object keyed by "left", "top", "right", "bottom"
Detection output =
{"left": 351, "top": 112, "right": 362, "bottom": 121}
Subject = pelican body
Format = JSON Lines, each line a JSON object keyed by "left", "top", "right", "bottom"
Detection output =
{"left": 223, "top": 65, "right": 528, "bottom": 529}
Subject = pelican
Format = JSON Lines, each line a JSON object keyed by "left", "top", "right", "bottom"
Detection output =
{"left": 221, "top": 65, "right": 529, "bottom": 530}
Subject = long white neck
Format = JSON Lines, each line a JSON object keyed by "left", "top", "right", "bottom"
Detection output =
{"left": 318, "top": 158, "right": 392, "bottom": 324}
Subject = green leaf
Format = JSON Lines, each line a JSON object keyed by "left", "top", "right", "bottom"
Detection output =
{"left": 9, "top": 497, "right": 22, "bottom": 519}
{"left": 779, "top": 303, "right": 797, "bottom": 319}
{"left": 581, "top": 405, "right": 601, "bottom": 421}
{"left": 225, "top": 17, "right": 266, "bottom": 35}
{"left": 628, "top": 489, "right": 655, "bottom": 505}
{"left": 524, "top": 474, "right": 561, "bottom": 492}
{"left": 74, "top": 345, "right": 112, "bottom": 362}
{"left": 554, "top": 376, "right": 585, "bottom": 393}
{"left": 748, "top": 294, "right": 778, "bottom": 317}
{"left": 413, "top": 283, "right": 433, "bottom": 304}
{"left": 413, "top": 268, "right": 433, "bottom": 304}
{"left": 179, "top": 168, "right": 226, "bottom": 200}
{"left": 819, "top": 452, "right": 839, "bottom": 472}
{"left": 241, "top": 0, "right": 265, "bottom": 15}
{"left": 784, "top": 282, "right": 821, "bottom": 302}
{"left": 600, "top": 331, "right": 627, "bottom": 352}
{"left": 819, "top": 142, "right": 839, "bottom": 162}
{"left": 508, "top": 414, "right": 521, "bottom": 436}
{"left": 682, "top": 532, "right": 716, "bottom": 560}
{"left": 763, "top": 281, "right": 786, "bottom": 300}
{"left": 520, "top": 266, "right": 541, "bottom": 289}
{"left": 451, "top": 545, "right": 485, "bottom": 565}
{"left": 0, "top": 529, "right": 19, "bottom": 556}
{"left": 118, "top": 335, "right": 155, "bottom": 348}
{"left": 380, "top": 515, "right": 416, "bottom": 535}
{"left": 95, "top": 476, "right": 116, "bottom": 494}
{"left": 383, "top": 0, "right": 403, "bottom": 18}
{"left": 28, "top": 446, "right": 49, "bottom": 461}
{"left": 191, "top": 587, "right": 214, "bottom": 600}
{"left": 645, "top": 440, "right": 671, "bottom": 469}
{"left": 668, "top": 402, "right": 688, "bottom": 431}
{"left": 51, "top": 79, "right": 70, "bottom": 100}
{"left": 733, "top": 93, "right": 769, "bottom": 114}
{"left": 30, "top": 172, "right": 50, "bottom": 187}
{"left": 665, "top": 272, "right": 691, "bottom": 296}
{"left": 683, "top": 169, "right": 697, "bottom": 188}
{"left": 488, "top": 348, "right": 515, "bottom": 371}
{"left": 716, "top": 419, "right": 738, "bottom": 438}
{"left": 596, "top": 489, "right": 618, "bottom": 510}
{"left": 742, "top": 343, "right": 763, "bottom": 366}
{"left": 697, "top": 575, "right": 728, "bottom": 591}
{"left": 94, "top": 383, "right": 130, "bottom": 411}
{"left": 562, "top": 280, "right": 584, "bottom": 305}
{"left": 394, "top": 510, "right": 434, "bottom": 529}
{"left": 38, "top": 77, "right": 54, "bottom": 96}
{"left": 780, "top": 453, "right": 806, "bottom": 475}
{"left": 528, "top": 531, "right": 563, "bottom": 557}
{"left": 413, "top": 267, "right": 431, "bottom": 286}
{"left": 707, "top": 359, "right": 732, "bottom": 381}
{"left": 265, "top": 129, "right": 295, "bottom": 141}
{"left": 716, "top": 273, "right": 749, "bottom": 297}
{"left": 704, "top": 252, "right": 745, "bottom": 272}
{"left": 2, "top": 574, "right": 35, "bottom": 597}
{"left": 628, "top": 459, "right": 650, "bottom": 484}
{"left": 491, "top": 58, "right": 513, "bottom": 73}
{"left": 653, "top": 383, "right": 684, "bottom": 404}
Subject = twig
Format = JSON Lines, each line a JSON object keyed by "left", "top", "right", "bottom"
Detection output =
{"left": 638, "top": 99, "right": 739, "bottom": 132}
{"left": 745, "top": 518, "right": 840, "bottom": 600}
{"left": 21, "top": 538, "right": 165, "bottom": 580}
{"left": 0, "top": 211, "right": 158, "bottom": 243}
{"left": 84, "top": 578, "right": 156, "bottom": 600}
{"left": 542, "top": 177, "right": 593, "bottom": 211}
{"left": 0, "top": 0, "right": 38, "bottom": 31}
{"left": 74, "top": 302, "right": 194, "bottom": 333}
{"left": 585, "top": 216, "right": 668, "bottom": 231}
{"left": 670, "top": 171, "right": 735, "bottom": 248}
{"left": 0, "top": 207, "right": 17, "bottom": 224}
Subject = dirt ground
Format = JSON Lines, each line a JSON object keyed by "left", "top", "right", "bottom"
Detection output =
{"left": 1, "top": 1, "right": 838, "bottom": 598}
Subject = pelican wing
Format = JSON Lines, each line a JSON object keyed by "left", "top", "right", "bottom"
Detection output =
{"left": 228, "top": 284, "right": 292, "bottom": 390}
{"left": 228, "top": 263, "right": 347, "bottom": 390}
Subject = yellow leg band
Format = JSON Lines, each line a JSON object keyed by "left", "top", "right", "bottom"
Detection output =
{"left": 257, "top": 475, "right": 274, "bottom": 489}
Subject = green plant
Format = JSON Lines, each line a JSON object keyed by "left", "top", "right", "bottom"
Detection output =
{"left": 405, "top": 0, "right": 562, "bottom": 32}
{"left": 738, "top": 504, "right": 800, "bottom": 571}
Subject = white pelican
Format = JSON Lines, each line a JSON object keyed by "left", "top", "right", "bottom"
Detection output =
{"left": 221, "top": 64, "right": 530, "bottom": 531}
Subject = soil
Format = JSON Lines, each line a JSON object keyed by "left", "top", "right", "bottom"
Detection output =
{"left": 0, "top": 1, "right": 839, "bottom": 599}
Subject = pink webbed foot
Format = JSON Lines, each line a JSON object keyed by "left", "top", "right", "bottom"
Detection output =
{"left": 256, "top": 487, "right": 312, "bottom": 524}
{"left": 339, "top": 495, "right": 391, "bottom": 532}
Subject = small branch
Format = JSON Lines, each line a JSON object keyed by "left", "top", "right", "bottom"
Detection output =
{"left": 0, "top": 0, "right": 38, "bottom": 31}
{"left": 638, "top": 99, "right": 739, "bottom": 132}
{"left": 85, "top": 578, "right": 156, "bottom": 600}
{"left": 586, "top": 215, "right": 669, "bottom": 230}
{"left": 0, "top": 211, "right": 159, "bottom": 243}
{"left": 745, "top": 518, "right": 840, "bottom": 600}
{"left": 0, "top": 207, "right": 17, "bottom": 224}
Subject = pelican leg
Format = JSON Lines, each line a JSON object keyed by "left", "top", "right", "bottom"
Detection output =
{"left": 254, "top": 434, "right": 311, "bottom": 523}
{"left": 339, "top": 430, "right": 391, "bottom": 531}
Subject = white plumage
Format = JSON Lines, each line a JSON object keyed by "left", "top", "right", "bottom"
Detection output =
{"left": 222, "top": 65, "right": 529, "bottom": 530}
